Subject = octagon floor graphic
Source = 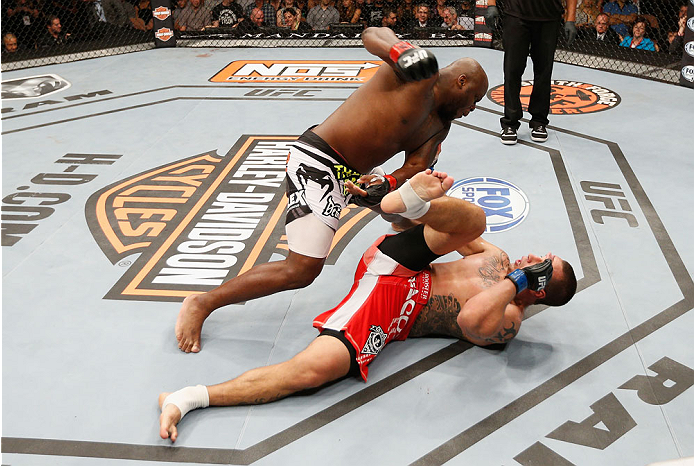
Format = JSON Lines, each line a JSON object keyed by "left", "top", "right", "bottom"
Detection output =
{"left": 1, "top": 47, "right": 693, "bottom": 466}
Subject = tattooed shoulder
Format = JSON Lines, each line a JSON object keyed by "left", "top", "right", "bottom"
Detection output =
{"left": 410, "top": 294, "right": 464, "bottom": 339}
{"left": 478, "top": 251, "right": 511, "bottom": 288}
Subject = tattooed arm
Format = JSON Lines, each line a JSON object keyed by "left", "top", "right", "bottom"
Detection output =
{"left": 410, "top": 293, "right": 465, "bottom": 339}
{"left": 411, "top": 250, "right": 522, "bottom": 345}
{"left": 411, "top": 290, "right": 523, "bottom": 345}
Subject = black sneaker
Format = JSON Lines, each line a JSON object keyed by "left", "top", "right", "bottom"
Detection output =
{"left": 531, "top": 125, "right": 548, "bottom": 142}
{"left": 500, "top": 127, "right": 517, "bottom": 145}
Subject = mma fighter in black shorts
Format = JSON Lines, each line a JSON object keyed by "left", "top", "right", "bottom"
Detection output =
{"left": 175, "top": 26, "right": 490, "bottom": 353}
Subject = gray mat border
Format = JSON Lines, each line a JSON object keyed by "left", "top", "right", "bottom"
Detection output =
{"left": 5, "top": 93, "right": 685, "bottom": 465}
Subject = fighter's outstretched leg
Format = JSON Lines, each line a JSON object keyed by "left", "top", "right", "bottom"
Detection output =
{"left": 175, "top": 252, "right": 325, "bottom": 353}
{"left": 158, "top": 335, "right": 351, "bottom": 442}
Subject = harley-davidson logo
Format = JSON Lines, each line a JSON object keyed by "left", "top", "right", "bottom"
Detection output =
{"left": 86, "top": 135, "right": 377, "bottom": 302}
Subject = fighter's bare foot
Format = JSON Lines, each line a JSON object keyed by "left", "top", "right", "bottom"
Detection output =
{"left": 175, "top": 294, "right": 212, "bottom": 353}
{"left": 381, "top": 170, "right": 454, "bottom": 214}
{"left": 158, "top": 392, "right": 182, "bottom": 442}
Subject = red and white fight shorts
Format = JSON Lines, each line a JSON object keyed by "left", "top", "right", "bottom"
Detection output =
{"left": 313, "top": 234, "right": 432, "bottom": 381}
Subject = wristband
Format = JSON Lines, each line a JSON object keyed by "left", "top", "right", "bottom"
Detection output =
{"left": 384, "top": 174, "right": 397, "bottom": 192}
{"left": 506, "top": 269, "right": 528, "bottom": 294}
{"left": 389, "top": 41, "right": 415, "bottom": 63}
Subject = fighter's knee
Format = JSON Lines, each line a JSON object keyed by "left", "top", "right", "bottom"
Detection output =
{"left": 285, "top": 254, "right": 325, "bottom": 288}
{"left": 297, "top": 366, "right": 333, "bottom": 389}
{"left": 471, "top": 207, "right": 486, "bottom": 238}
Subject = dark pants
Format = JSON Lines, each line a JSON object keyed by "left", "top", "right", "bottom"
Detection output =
{"left": 501, "top": 14, "right": 560, "bottom": 130}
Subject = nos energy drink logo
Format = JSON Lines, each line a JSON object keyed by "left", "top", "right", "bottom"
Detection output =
{"left": 447, "top": 177, "right": 529, "bottom": 233}
{"left": 210, "top": 61, "right": 382, "bottom": 83}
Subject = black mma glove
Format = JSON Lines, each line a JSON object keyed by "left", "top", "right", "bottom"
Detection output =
{"left": 389, "top": 41, "right": 438, "bottom": 82}
{"left": 350, "top": 174, "right": 397, "bottom": 207}
{"left": 484, "top": 5, "right": 500, "bottom": 30}
{"left": 506, "top": 259, "right": 553, "bottom": 294}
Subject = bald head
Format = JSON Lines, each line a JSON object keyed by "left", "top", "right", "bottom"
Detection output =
{"left": 445, "top": 57, "right": 488, "bottom": 95}
{"left": 435, "top": 57, "right": 488, "bottom": 120}
{"left": 440, "top": 57, "right": 489, "bottom": 101}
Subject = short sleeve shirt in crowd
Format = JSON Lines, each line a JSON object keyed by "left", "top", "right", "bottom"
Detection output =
{"left": 501, "top": 0, "right": 564, "bottom": 21}
{"left": 212, "top": 1, "right": 244, "bottom": 25}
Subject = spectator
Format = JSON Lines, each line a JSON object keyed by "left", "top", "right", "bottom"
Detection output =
{"left": 269, "top": 0, "right": 282, "bottom": 18}
{"left": 441, "top": 5, "right": 472, "bottom": 29}
{"left": 306, "top": 0, "right": 339, "bottom": 29}
{"left": 380, "top": 6, "right": 396, "bottom": 28}
{"left": 396, "top": 0, "right": 416, "bottom": 29}
{"left": 244, "top": 0, "right": 275, "bottom": 26}
{"left": 603, "top": 0, "right": 638, "bottom": 38}
{"left": 336, "top": 0, "right": 361, "bottom": 23}
{"left": 619, "top": 16, "right": 658, "bottom": 49}
{"left": 101, "top": 0, "right": 136, "bottom": 28}
{"left": 173, "top": 0, "right": 187, "bottom": 25}
{"left": 414, "top": 3, "right": 430, "bottom": 27}
{"left": 578, "top": 12, "right": 621, "bottom": 44}
{"left": 282, "top": 6, "right": 312, "bottom": 29}
{"left": 131, "top": 0, "right": 153, "bottom": 30}
{"left": 177, "top": 0, "right": 213, "bottom": 30}
{"left": 2, "top": 33, "right": 21, "bottom": 57}
{"left": 37, "top": 14, "right": 72, "bottom": 48}
{"left": 80, "top": 0, "right": 133, "bottom": 37}
{"left": 575, "top": 0, "right": 602, "bottom": 28}
{"left": 4, "top": 0, "right": 42, "bottom": 46}
{"left": 363, "top": 0, "right": 385, "bottom": 26}
{"left": 458, "top": 0, "right": 474, "bottom": 17}
{"left": 210, "top": 0, "right": 245, "bottom": 27}
{"left": 48, "top": 0, "right": 81, "bottom": 32}
{"left": 293, "top": 0, "right": 309, "bottom": 19}
{"left": 276, "top": 0, "right": 301, "bottom": 26}
{"left": 431, "top": 0, "right": 447, "bottom": 25}
{"left": 236, "top": 4, "right": 264, "bottom": 29}
{"left": 667, "top": 4, "right": 687, "bottom": 54}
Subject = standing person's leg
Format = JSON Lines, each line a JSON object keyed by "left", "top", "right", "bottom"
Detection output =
{"left": 159, "top": 334, "right": 352, "bottom": 442}
{"left": 176, "top": 134, "right": 347, "bottom": 353}
{"left": 500, "top": 14, "right": 531, "bottom": 131}
{"left": 176, "top": 249, "right": 327, "bottom": 352}
{"left": 527, "top": 19, "right": 560, "bottom": 129}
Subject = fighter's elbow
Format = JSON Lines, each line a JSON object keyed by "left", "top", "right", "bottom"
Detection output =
{"left": 457, "top": 310, "right": 490, "bottom": 340}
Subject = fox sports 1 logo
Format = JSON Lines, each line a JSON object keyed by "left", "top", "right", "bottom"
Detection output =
{"left": 447, "top": 177, "right": 530, "bottom": 233}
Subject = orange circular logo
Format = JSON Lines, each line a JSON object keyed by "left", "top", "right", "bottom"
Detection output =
{"left": 487, "top": 80, "right": 621, "bottom": 114}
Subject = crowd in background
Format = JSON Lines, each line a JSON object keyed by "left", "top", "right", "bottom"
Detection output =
{"left": 571, "top": 0, "right": 689, "bottom": 54}
{"left": 1, "top": 0, "right": 688, "bottom": 58}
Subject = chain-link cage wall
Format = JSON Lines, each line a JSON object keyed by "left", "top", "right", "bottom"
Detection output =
{"left": 2, "top": 0, "right": 691, "bottom": 85}
{"left": 1, "top": 0, "right": 155, "bottom": 70}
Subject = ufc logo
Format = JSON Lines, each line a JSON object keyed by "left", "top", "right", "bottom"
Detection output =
{"left": 538, "top": 276, "right": 547, "bottom": 290}
{"left": 403, "top": 50, "right": 428, "bottom": 67}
